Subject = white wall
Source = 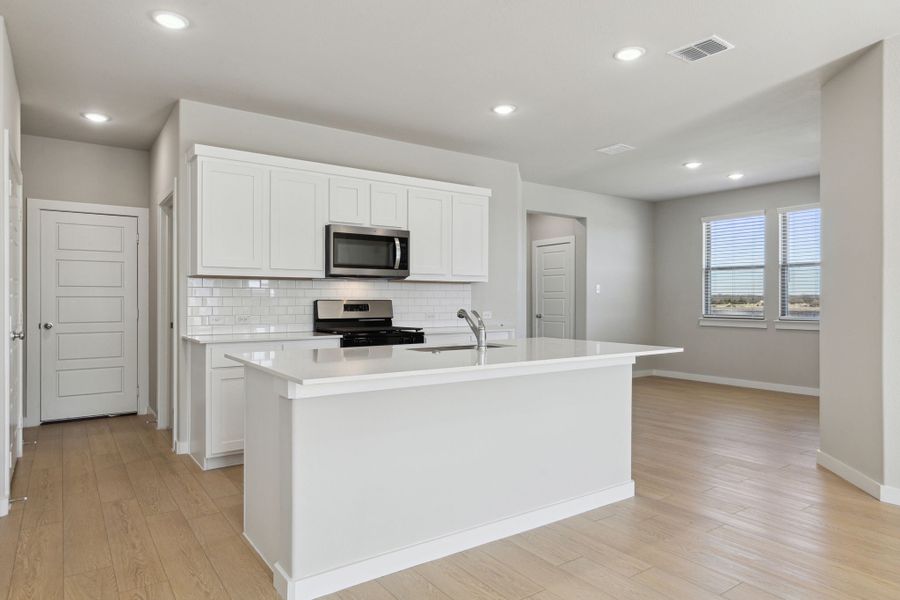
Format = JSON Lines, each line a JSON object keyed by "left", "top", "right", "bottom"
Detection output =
{"left": 526, "top": 213, "right": 586, "bottom": 339}
{"left": 21, "top": 135, "right": 149, "bottom": 207}
{"left": 820, "top": 38, "right": 900, "bottom": 498}
{"left": 521, "top": 182, "right": 655, "bottom": 346}
{"left": 651, "top": 177, "right": 820, "bottom": 390}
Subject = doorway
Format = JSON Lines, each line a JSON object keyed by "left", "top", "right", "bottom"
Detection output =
{"left": 527, "top": 213, "right": 586, "bottom": 339}
{"left": 156, "top": 191, "right": 176, "bottom": 433}
{"left": 26, "top": 199, "right": 149, "bottom": 425}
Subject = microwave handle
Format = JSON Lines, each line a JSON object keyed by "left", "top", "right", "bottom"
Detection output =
{"left": 394, "top": 237, "right": 401, "bottom": 269}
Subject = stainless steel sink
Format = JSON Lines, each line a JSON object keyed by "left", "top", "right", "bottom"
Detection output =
{"left": 408, "top": 344, "right": 509, "bottom": 352}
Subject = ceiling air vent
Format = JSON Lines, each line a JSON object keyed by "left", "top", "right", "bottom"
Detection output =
{"left": 596, "top": 143, "right": 636, "bottom": 155}
{"left": 668, "top": 35, "right": 734, "bottom": 62}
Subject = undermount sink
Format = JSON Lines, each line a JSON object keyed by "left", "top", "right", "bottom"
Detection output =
{"left": 408, "top": 344, "right": 509, "bottom": 353}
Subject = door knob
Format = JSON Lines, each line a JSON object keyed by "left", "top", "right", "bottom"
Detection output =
{"left": 10, "top": 331, "right": 24, "bottom": 341}
{"left": 536, "top": 314, "right": 543, "bottom": 319}
{"left": 42, "top": 322, "right": 54, "bottom": 330}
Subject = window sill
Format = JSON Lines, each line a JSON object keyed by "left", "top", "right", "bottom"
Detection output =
{"left": 774, "top": 319, "right": 819, "bottom": 331}
{"left": 698, "top": 318, "right": 767, "bottom": 329}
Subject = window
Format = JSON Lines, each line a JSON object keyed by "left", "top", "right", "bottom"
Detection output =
{"left": 779, "top": 205, "right": 821, "bottom": 320}
{"left": 702, "top": 212, "right": 765, "bottom": 318}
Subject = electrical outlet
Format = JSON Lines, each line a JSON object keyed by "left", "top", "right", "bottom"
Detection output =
{"left": 235, "top": 315, "right": 251, "bottom": 324}
{"left": 482, "top": 310, "right": 493, "bottom": 319}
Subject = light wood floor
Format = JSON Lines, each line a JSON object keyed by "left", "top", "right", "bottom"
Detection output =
{"left": 2, "top": 377, "right": 900, "bottom": 599}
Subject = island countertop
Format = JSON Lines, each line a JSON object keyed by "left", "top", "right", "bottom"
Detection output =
{"left": 226, "top": 337, "right": 681, "bottom": 396}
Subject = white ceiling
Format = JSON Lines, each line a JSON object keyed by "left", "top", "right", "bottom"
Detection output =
{"left": 2, "top": 0, "right": 900, "bottom": 200}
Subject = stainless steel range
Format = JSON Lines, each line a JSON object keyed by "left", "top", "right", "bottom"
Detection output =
{"left": 313, "top": 299, "right": 424, "bottom": 347}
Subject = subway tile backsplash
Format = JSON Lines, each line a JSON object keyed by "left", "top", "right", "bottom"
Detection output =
{"left": 185, "top": 278, "right": 472, "bottom": 336}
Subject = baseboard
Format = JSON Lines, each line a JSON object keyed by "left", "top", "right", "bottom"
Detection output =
{"left": 647, "top": 369, "right": 819, "bottom": 397}
{"left": 270, "top": 480, "right": 635, "bottom": 600}
{"left": 0, "top": 496, "right": 8, "bottom": 518}
{"left": 632, "top": 369, "right": 653, "bottom": 378}
{"left": 817, "top": 450, "right": 900, "bottom": 505}
{"left": 175, "top": 441, "right": 190, "bottom": 454}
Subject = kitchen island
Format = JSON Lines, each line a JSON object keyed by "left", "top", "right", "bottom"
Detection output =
{"left": 228, "top": 337, "right": 682, "bottom": 599}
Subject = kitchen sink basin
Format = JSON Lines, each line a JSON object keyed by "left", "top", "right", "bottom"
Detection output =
{"left": 408, "top": 344, "right": 509, "bottom": 352}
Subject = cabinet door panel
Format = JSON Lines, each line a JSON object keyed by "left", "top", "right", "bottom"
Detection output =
{"left": 270, "top": 169, "right": 328, "bottom": 276}
{"left": 408, "top": 188, "right": 451, "bottom": 280}
{"left": 199, "top": 159, "right": 266, "bottom": 271}
{"left": 210, "top": 367, "right": 245, "bottom": 455}
{"left": 451, "top": 194, "right": 489, "bottom": 281}
{"left": 370, "top": 183, "right": 408, "bottom": 228}
{"left": 329, "top": 177, "right": 370, "bottom": 224}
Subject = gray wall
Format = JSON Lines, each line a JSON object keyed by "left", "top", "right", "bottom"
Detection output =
{"left": 651, "top": 177, "right": 820, "bottom": 389}
{"left": 526, "top": 213, "right": 586, "bottom": 339}
{"left": 22, "top": 135, "right": 150, "bottom": 207}
{"left": 177, "top": 100, "right": 524, "bottom": 333}
{"left": 820, "top": 39, "right": 900, "bottom": 490}
{"left": 521, "top": 182, "right": 655, "bottom": 346}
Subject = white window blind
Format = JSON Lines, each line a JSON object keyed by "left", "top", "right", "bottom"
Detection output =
{"left": 779, "top": 205, "right": 821, "bottom": 320}
{"left": 702, "top": 212, "right": 765, "bottom": 318}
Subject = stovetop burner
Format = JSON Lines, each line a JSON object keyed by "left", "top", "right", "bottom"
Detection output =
{"left": 313, "top": 299, "right": 425, "bottom": 347}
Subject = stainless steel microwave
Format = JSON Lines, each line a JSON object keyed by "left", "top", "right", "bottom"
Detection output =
{"left": 325, "top": 224, "right": 410, "bottom": 278}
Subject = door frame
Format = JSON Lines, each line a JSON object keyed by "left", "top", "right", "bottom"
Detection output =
{"left": 25, "top": 198, "right": 149, "bottom": 427}
{"left": 155, "top": 188, "right": 177, "bottom": 434}
{"left": 531, "top": 235, "right": 576, "bottom": 339}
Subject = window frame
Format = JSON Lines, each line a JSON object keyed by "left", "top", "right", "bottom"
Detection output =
{"left": 701, "top": 210, "right": 767, "bottom": 321}
{"left": 777, "top": 203, "right": 821, "bottom": 322}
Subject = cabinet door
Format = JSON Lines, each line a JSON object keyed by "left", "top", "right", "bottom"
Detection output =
{"left": 209, "top": 367, "right": 245, "bottom": 455}
{"left": 370, "top": 183, "right": 408, "bottom": 228}
{"left": 198, "top": 158, "right": 266, "bottom": 272}
{"left": 451, "top": 194, "right": 489, "bottom": 281}
{"left": 407, "top": 188, "right": 451, "bottom": 280}
{"left": 329, "top": 177, "right": 370, "bottom": 224}
{"left": 269, "top": 169, "right": 328, "bottom": 277}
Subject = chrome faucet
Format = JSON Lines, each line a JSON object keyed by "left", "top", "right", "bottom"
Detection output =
{"left": 457, "top": 308, "right": 487, "bottom": 349}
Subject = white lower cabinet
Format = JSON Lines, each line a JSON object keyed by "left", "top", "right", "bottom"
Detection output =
{"left": 188, "top": 338, "right": 340, "bottom": 469}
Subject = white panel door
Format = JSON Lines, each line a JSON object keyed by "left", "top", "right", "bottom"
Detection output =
{"left": 407, "top": 188, "right": 451, "bottom": 280}
{"left": 370, "top": 183, "right": 408, "bottom": 228}
{"left": 4, "top": 132, "right": 23, "bottom": 487}
{"left": 328, "top": 177, "right": 370, "bottom": 225}
{"left": 209, "top": 367, "right": 245, "bottom": 455}
{"left": 40, "top": 211, "right": 138, "bottom": 421}
{"left": 199, "top": 158, "right": 266, "bottom": 271}
{"left": 533, "top": 237, "right": 575, "bottom": 339}
{"left": 451, "top": 194, "right": 489, "bottom": 281}
{"left": 269, "top": 169, "right": 328, "bottom": 277}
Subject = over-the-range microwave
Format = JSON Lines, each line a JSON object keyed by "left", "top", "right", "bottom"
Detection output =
{"left": 325, "top": 224, "right": 410, "bottom": 278}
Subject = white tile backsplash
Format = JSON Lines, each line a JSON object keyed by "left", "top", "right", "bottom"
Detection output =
{"left": 186, "top": 278, "right": 472, "bottom": 336}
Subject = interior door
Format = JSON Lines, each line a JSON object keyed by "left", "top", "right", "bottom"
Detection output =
{"left": 533, "top": 237, "right": 575, "bottom": 339}
{"left": 4, "top": 130, "right": 23, "bottom": 486}
{"left": 40, "top": 210, "right": 139, "bottom": 421}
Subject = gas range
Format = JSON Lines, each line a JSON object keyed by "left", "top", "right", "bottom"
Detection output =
{"left": 314, "top": 299, "right": 424, "bottom": 348}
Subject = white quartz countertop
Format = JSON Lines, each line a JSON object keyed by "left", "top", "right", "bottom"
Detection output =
{"left": 227, "top": 337, "right": 682, "bottom": 392}
{"left": 181, "top": 331, "right": 342, "bottom": 345}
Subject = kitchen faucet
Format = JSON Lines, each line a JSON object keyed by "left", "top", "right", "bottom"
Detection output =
{"left": 457, "top": 308, "right": 487, "bottom": 349}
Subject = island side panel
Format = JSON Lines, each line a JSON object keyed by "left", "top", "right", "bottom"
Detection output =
{"left": 286, "top": 363, "right": 633, "bottom": 583}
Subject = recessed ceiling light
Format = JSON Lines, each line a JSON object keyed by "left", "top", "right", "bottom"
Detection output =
{"left": 683, "top": 161, "right": 703, "bottom": 170}
{"left": 728, "top": 172, "right": 745, "bottom": 180}
{"left": 492, "top": 104, "right": 517, "bottom": 116}
{"left": 152, "top": 10, "right": 190, "bottom": 30}
{"left": 614, "top": 47, "right": 646, "bottom": 62}
{"left": 81, "top": 112, "right": 111, "bottom": 123}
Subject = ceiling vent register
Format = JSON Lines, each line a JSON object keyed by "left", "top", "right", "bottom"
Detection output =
{"left": 668, "top": 35, "right": 734, "bottom": 62}
{"left": 596, "top": 143, "right": 636, "bottom": 155}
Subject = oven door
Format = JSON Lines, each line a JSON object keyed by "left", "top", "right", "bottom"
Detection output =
{"left": 326, "top": 225, "right": 410, "bottom": 278}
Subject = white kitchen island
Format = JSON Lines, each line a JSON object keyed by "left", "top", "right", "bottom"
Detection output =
{"left": 228, "top": 337, "right": 681, "bottom": 600}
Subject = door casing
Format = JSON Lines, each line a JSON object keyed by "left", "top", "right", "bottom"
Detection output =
{"left": 25, "top": 198, "right": 149, "bottom": 427}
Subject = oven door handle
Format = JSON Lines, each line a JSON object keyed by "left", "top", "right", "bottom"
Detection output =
{"left": 394, "top": 237, "right": 401, "bottom": 270}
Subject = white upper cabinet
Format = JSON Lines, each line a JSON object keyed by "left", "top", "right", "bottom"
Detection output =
{"left": 451, "top": 194, "right": 489, "bottom": 281}
{"left": 196, "top": 158, "right": 266, "bottom": 274}
{"left": 328, "top": 177, "right": 370, "bottom": 225}
{"left": 269, "top": 169, "right": 328, "bottom": 277}
{"left": 407, "top": 188, "right": 452, "bottom": 280}
{"left": 189, "top": 145, "right": 490, "bottom": 282}
{"left": 370, "top": 182, "right": 408, "bottom": 228}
